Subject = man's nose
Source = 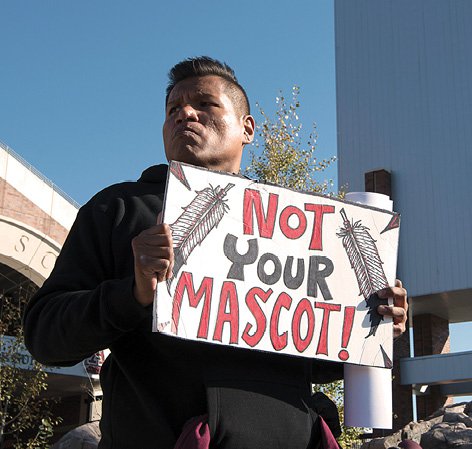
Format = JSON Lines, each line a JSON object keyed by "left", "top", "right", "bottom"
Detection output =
{"left": 176, "top": 105, "right": 198, "bottom": 122}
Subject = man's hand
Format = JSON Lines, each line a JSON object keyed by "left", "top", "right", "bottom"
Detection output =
{"left": 377, "top": 279, "right": 408, "bottom": 338}
{"left": 131, "top": 221, "right": 174, "bottom": 307}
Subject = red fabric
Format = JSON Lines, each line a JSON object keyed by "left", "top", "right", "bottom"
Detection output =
{"left": 174, "top": 414, "right": 210, "bottom": 449}
{"left": 399, "top": 440, "right": 422, "bottom": 449}
{"left": 174, "top": 413, "right": 340, "bottom": 449}
{"left": 319, "top": 416, "right": 341, "bottom": 449}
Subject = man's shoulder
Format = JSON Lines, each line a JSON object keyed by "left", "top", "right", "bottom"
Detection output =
{"left": 90, "top": 165, "right": 168, "bottom": 201}
{"left": 137, "top": 164, "right": 168, "bottom": 183}
{"left": 78, "top": 165, "right": 168, "bottom": 216}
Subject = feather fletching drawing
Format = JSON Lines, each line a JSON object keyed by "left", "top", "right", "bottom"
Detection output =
{"left": 337, "top": 208, "right": 389, "bottom": 338}
{"left": 170, "top": 162, "right": 191, "bottom": 190}
{"left": 381, "top": 213, "right": 400, "bottom": 234}
{"left": 380, "top": 344, "right": 393, "bottom": 368}
{"left": 166, "top": 183, "right": 235, "bottom": 293}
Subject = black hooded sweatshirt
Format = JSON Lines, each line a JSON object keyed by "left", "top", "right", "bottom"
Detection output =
{"left": 24, "top": 165, "right": 342, "bottom": 449}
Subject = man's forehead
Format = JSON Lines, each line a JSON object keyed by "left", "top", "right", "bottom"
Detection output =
{"left": 167, "top": 76, "right": 227, "bottom": 102}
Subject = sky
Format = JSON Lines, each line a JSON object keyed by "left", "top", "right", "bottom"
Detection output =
{"left": 1, "top": 0, "right": 470, "bottom": 401}
{"left": 0, "top": 0, "right": 337, "bottom": 206}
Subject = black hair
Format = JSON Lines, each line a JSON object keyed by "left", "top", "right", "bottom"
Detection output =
{"left": 166, "top": 56, "right": 250, "bottom": 115}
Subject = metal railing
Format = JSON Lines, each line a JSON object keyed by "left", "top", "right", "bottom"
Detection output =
{"left": 0, "top": 139, "right": 81, "bottom": 209}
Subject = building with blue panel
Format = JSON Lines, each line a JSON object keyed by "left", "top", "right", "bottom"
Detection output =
{"left": 335, "top": 0, "right": 472, "bottom": 431}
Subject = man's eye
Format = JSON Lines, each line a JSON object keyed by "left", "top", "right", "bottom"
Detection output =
{"left": 168, "top": 106, "right": 178, "bottom": 115}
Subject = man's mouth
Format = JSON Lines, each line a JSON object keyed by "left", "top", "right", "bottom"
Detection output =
{"left": 174, "top": 124, "right": 200, "bottom": 138}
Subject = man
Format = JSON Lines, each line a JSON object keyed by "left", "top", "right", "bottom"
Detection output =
{"left": 24, "top": 57, "right": 408, "bottom": 449}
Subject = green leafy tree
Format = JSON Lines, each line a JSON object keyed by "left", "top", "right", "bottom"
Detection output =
{"left": 244, "top": 86, "right": 337, "bottom": 194}
{"left": 0, "top": 287, "right": 61, "bottom": 449}
{"left": 313, "top": 382, "right": 362, "bottom": 448}
{"left": 244, "top": 86, "right": 360, "bottom": 448}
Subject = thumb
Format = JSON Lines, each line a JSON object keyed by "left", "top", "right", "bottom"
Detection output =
{"left": 156, "top": 210, "right": 164, "bottom": 225}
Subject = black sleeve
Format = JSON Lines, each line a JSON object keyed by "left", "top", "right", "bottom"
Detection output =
{"left": 23, "top": 191, "right": 149, "bottom": 366}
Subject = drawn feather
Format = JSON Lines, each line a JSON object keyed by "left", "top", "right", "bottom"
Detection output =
{"left": 380, "top": 213, "right": 400, "bottom": 234}
{"left": 337, "top": 208, "right": 388, "bottom": 337}
{"left": 167, "top": 183, "right": 234, "bottom": 293}
{"left": 170, "top": 161, "right": 191, "bottom": 190}
{"left": 380, "top": 344, "right": 393, "bottom": 368}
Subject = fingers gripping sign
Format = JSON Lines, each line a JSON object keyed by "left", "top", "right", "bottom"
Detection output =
{"left": 132, "top": 212, "right": 174, "bottom": 306}
{"left": 376, "top": 279, "right": 408, "bottom": 338}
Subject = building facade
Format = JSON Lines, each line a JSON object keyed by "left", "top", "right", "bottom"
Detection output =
{"left": 335, "top": 0, "right": 472, "bottom": 431}
{"left": 0, "top": 141, "right": 103, "bottom": 442}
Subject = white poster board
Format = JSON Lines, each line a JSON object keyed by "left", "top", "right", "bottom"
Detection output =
{"left": 154, "top": 162, "right": 400, "bottom": 368}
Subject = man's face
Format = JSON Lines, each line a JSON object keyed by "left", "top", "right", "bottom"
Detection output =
{"left": 163, "top": 75, "right": 254, "bottom": 173}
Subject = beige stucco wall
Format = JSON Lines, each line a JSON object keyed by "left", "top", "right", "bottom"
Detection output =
{"left": 0, "top": 144, "right": 79, "bottom": 285}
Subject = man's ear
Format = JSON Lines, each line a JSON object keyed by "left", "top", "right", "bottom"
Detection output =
{"left": 242, "top": 115, "right": 255, "bottom": 144}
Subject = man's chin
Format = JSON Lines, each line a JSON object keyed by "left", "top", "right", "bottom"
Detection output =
{"left": 167, "top": 146, "right": 208, "bottom": 168}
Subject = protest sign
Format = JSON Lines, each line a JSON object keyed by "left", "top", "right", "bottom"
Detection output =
{"left": 154, "top": 162, "right": 400, "bottom": 367}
